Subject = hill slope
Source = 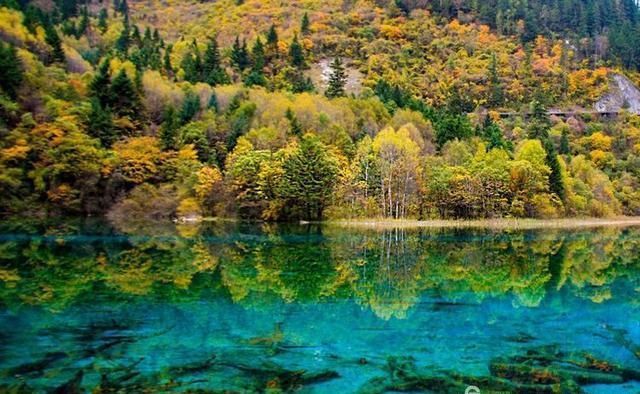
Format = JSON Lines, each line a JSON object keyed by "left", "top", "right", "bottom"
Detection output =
{"left": 1, "top": 0, "right": 640, "bottom": 222}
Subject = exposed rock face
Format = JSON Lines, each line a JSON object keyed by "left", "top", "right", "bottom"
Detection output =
{"left": 595, "top": 74, "right": 640, "bottom": 114}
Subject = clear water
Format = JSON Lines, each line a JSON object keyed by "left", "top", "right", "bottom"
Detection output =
{"left": 1, "top": 220, "right": 640, "bottom": 393}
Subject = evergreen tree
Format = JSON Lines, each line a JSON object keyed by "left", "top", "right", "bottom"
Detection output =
{"left": 559, "top": 128, "right": 570, "bottom": 154}
{"left": 285, "top": 107, "right": 302, "bottom": 135}
{"left": 482, "top": 117, "right": 509, "bottom": 150}
{"left": 544, "top": 139, "right": 565, "bottom": 200}
{"left": 98, "top": 8, "right": 108, "bottom": 33}
{"left": 487, "top": 52, "right": 504, "bottom": 107}
{"left": 325, "top": 56, "right": 347, "bottom": 98}
{"left": 159, "top": 105, "right": 180, "bottom": 150}
{"left": 208, "top": 93, "right": 219, "bottom": 112}
{"left": 202, "top": 37, "right": 228, "bottom": 85}
{"left": 87, "top": 99, "right": 115, "bottom": 147}
{"left": 0, "top": 42, "right": 23, "bottom": 99}
{"left": 45, "top": 23, "right": 65, "bottom": 63}
{"left": 115, "top": 21, "right": 130, "bottom": 53}
{"left": 179, "top": 91, "right": 201, "bottom": 124}
{"left": 181, "top": 40, "right": 204, "bottom": 83}
{"left": 109, "top": 69, "right": 141, "bottom": 121}
{"left": 58, "top": 0, "right": 78, "bottom": 19}
{"left": 289, "top": 34, "right": 305, "bottom": 68}
{"left": 244, "top": 38, "right": 266, "bottom": 87}
{"left": 281, "top": 134, "right": 338, "bottom": 220}
{"left": 528, "top": 99, "right": 551, "bottom": 140}
{"left": 90, "top": 59, "right": 112, "bottom": 107}
{"left": 163, "top": 44, "right": 174, "bottom": 76}
{"left": 77, "top": 7, "right": 89, "bottom": 36}
{"left": 266, "top": 24, "right": 278, "bottom": 51}
{"left": 231, "top": 36, "right": 250, "bottom": 71}
{"left": 301, "top": 12, "right": 310, "bottom": 35}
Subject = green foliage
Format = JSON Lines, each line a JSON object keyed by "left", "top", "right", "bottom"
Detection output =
{"left": 87, "top": 99, "right": 115, "bottom": 148}
{"left": 0, "top": 42, "right": 23, "bottom": 99}
{"left": 44, "top": 23, "right": 65, "bottom": 63}
{"left": 325, "top": 57, "right": 347, "bottom": 99}
{"left": 159, "top": 106, "right": 180, "bottom": 150}
{"left": 288, "top": 33, "right": 305, "bottom": 69}
{"left": 281, "top": 134, "right": 339, "bottom": 220}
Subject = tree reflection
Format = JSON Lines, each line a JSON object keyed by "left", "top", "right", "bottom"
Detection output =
{"left": 1, "top": 221, "right": 640, "bottom": 319}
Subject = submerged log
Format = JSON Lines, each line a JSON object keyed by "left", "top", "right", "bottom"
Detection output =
{"left": 8, "top": 352, "right": 67, "bottom": 377}
{"left": 51, "top": 370, "right": 83, "bottom": 394}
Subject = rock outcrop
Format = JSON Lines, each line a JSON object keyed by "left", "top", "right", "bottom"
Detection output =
{"left": 595, "top": 74, "right": 640, "bottom": 114}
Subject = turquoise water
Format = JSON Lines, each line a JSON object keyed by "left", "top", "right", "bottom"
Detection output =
{"left": 1, "top": 220, "right": 640, "bottom": 393}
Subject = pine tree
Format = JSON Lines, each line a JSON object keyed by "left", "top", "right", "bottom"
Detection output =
{"left": 281, "top": 134, "right": 338, "bottom": 220}
{"left": 0, "top": 42, "right": 23, "bottom": 99}
{"left": 487, "top": 52, "right": 504, "bottom": 107}
{"left": 77, "top": 7, "right": 89, "bottom": 36}
{"left": 301, "top": 12, "right": 310, "bottom": 35}
{"left": 159, "top": 105, "right": 180, "bottom": 150}
{"left": 544, "top": 139, "right": 565, "bottom": 200}
{"left": 285, "top": 107, "right": 302, "bottom": 135}
{"left": 244, "top": 37, "right": 266, "bottom": 87}
{"left": 163, "top": 44, "right": 174, "bottom": 76}
{"left": 115, "top": 21, "right": 130, "bottom": 53}
{"left": 182, "top": 39, "right": 204, "bottom": 83}
{"left": 289, "top": 33, "right": 305, "bottom": 68}
{"left": 87, "top": 99, "right": 115, "bottom": 147}
{"left": 528, "top": 99, "right": 551, "bottom": 140}
{"left": 98, "top": 8, "right": 108, "bottom": 33}
{"left": 179, "top": 91, "right": 201, "bottom": 124}
{"left": 89, "top": 59, "right": 112, "bottom": 107}
{"left": 45, "top": 23, "right": 65, "bottom": 63}
{"left": 325, "top": 57, "right": 347, "bottom": 98}
{"left": 208, "top": 92, "right": 218, "bottom": 111}
{"left": 109, "top": 69, "right": 141, "bottom": 120}
{"left": 266, "top": 24, "right": 278, "bottom": 51}
{"left": 203, "top": 37, "right": 228, "bottom": 85}
{"left": 231, "top": 36, "right": 250, "bottom": 71}
{"left": 559, "top": 128, "right": 570, "bottom": 154}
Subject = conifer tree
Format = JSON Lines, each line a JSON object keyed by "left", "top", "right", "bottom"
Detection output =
{"left": 0, "top": 42, "right": 23, "bottom": 99}
{"left": 109, "top": 69, "right": 141, "bottom": 120}
{"left": 544, "top": 139, "right": 565, "bottom": 200}
{"left": 45, "top": 23, "right": 65, "bottom": 63}
{"left": 90, "top": 59, "right": 112, "bottom": 107}
{"left": 181, "top": 40, "right": 203, "bottom": 83}
{"left": 87, "top": 98, "right": 115, "bottom": 147}
{"left": 285, "top": 107, "right": 302, "bottom": 135}
{"left": 244, "top": 38, "right": 266, "bottom": 87}
{"left": 301, "top": 12, "right": 310, "bottom": 35}
{"left": 289, "top": 33, "right": 305, "bottom": 68}
{"left": 487, "top": 52, "right": 504, "bottom": 107}
{"left": 325, "top": 57, "right": 347, "bottom": 98}
{"left": 231, "top": 36, "right": 250, "bottom": 71}
{"left": 115, "top": 21, "right": 130, "bottom": 53}
{"left": 98, "top": 8, "right": 108, "bottom": 33}
{"left": 266, "top": 24, "right": 278, "bottom": 51}
{"left": 203, "top": 37, "right": 228, "bottom": 85}
{"left": 159, "top": 106, "right": 180, "bottom": 150}
{"left": 560, "top": 128, "right": 570, "bottom": 155}
{"left": 179, "top": 91, "right": 201, "bottom": 124}
{"left": 163, "top": 44, "right": 174, "bottom": 76}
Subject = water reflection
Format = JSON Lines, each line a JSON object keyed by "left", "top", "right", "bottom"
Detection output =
{"left": 0, "top": 220, "right": 639, "bottom": 392}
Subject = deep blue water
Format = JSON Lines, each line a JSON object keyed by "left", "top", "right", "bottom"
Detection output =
{"left": 1, "top": 220, "right": 639, "bottom": 393}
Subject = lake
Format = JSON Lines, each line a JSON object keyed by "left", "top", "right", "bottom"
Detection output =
{"left": 0, "top": 219, "right": 639, "bottom": 393}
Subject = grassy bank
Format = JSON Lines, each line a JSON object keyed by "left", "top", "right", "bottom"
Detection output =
{"left": 329, "top": 217, "right": 640, "bottom": 230}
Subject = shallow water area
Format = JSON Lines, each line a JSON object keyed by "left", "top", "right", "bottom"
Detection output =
{"left": 0, "top": 219, "right": 639, "bottom": 393}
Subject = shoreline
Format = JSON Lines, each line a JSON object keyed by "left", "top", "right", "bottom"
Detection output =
{"left": 328, "top": 217, "right": 640, "bottom": 230}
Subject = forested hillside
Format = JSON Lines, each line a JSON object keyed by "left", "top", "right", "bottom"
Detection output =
{"left": 1, "top": 0, "right": 640, "bottom": 221}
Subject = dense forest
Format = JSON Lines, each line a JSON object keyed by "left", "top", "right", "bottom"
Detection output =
{"left": 1, "top": 0, "right": 640, "bottom": 221}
